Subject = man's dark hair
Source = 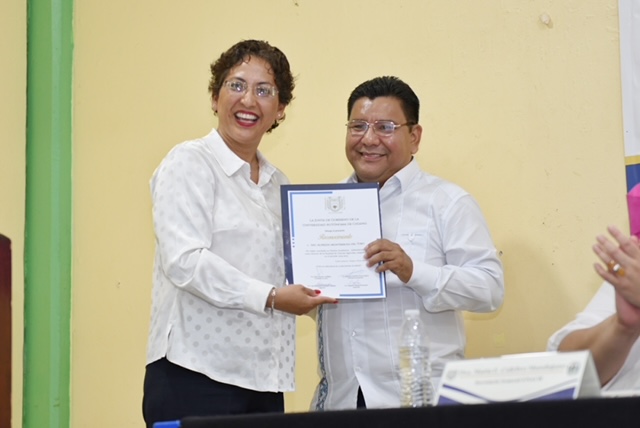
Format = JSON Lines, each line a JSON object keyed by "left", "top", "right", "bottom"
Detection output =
{"left": 347, "top": 76, "right": 419, "bottom": 124}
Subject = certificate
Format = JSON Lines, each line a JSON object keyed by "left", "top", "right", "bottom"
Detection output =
{"left": 280, "top": 183, "right": 386, "bottom": 299}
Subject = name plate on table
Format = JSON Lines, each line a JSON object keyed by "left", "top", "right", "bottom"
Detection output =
{"left": 435, "top": 351, "right": 601, "bottom": 405}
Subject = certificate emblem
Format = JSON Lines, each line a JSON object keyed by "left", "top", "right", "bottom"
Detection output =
{"left": 325, "top": 196, "right": 345, "bottom": 213}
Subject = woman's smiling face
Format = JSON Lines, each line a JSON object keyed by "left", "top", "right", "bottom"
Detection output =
{"left": 213, "top": 56, "right": 285, "bottom": 156}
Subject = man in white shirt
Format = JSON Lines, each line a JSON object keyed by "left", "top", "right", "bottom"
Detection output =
{"left": 548, "top": 225, "right": 640, "bottom": 391}
{"left": 311, "top": 76, "right": 504, "bottom": 410}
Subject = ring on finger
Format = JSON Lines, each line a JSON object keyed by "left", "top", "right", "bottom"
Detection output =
{"left": 607, "top": 260, "right": 626, "bottom": 277}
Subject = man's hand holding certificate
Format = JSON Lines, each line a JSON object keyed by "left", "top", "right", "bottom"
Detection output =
{"left": 281, "top": 183, "right": 387, "bottom": 299}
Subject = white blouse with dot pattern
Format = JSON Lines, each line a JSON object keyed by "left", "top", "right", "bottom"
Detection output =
{"left": 146, "top": 128, "right": 295, "bottom": 392}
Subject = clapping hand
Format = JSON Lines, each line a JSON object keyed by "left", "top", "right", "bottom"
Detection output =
{"left": 593, "top": 225, "right": 640, "bottom": 328}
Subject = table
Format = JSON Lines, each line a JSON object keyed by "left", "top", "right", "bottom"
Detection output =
{"left": 177, "top": 396, "right": 640, "bottom": 428}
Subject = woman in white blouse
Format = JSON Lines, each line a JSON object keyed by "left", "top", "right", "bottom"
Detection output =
{"left": 142, "top": 40, "right": 336, "bottom": 427}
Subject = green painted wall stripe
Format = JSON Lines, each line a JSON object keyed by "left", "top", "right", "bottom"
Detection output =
{"left": 24, "top": 1, "right": 73, "bottom": 427}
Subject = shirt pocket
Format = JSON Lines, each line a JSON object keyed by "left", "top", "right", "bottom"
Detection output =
{"left": 397, "top": 228, "right": 429, "bottom": 262}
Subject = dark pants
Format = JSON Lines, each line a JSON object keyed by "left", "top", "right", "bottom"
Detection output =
{"left": 357, "top": 387, "right": 367, "bottom": 409}
{"left": 143, "top": 358, "right": 284, "bottom": 428}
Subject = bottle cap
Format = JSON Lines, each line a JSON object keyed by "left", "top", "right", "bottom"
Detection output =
{"left": 404, "top": 309, "right": 419, "bottom": 317}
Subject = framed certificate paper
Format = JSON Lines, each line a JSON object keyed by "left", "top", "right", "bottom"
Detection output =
{"left": 280, "top": 183, "right": 386, "bottom": 299}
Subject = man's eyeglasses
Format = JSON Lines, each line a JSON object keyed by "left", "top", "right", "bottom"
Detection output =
{"left": 223, "top": 79, "right": 279, "bottom": 98}
{"left": 346, "top": 120, "right": 415, "bottom": 137}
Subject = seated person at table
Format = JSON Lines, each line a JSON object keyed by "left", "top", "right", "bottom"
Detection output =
{"left": 548, "top": 225, "right": 640, "bottom": 391}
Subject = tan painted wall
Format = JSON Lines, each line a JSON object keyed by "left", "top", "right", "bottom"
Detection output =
{"left": 4, "top": 1, "right": 627, "bottom": 427}
{"left": 1, "top": 1, "right": 25, "bottom": 427}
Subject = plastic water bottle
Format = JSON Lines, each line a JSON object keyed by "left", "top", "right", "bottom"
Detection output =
{"left": 399, "top": 309, "right": 432, "bottom": 407}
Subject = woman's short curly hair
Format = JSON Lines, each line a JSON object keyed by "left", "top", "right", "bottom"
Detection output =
{"left": 208, "top": 40, "right": 295, "bottom": 132}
